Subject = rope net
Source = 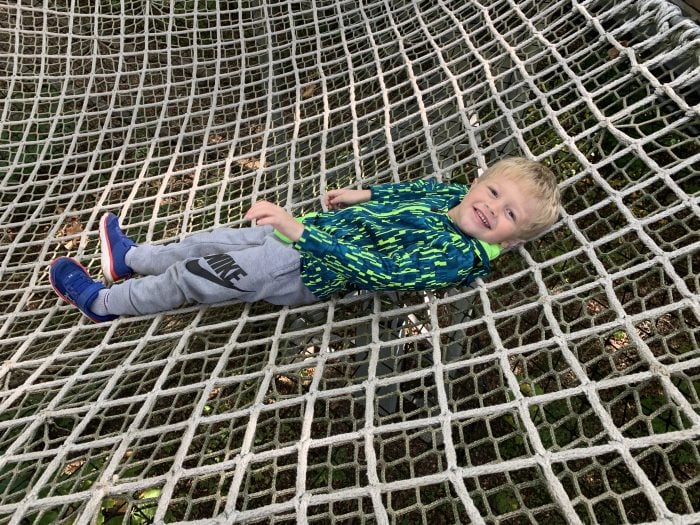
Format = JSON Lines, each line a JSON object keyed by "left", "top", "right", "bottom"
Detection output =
{"left": 1, "top": 0, "right": 699, "bottom": 523}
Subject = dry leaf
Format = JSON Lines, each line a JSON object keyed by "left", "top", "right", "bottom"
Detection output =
{"left": 1, "top": 229, "right": 16, "bottom": 243}
{"left": 302, "top": 84, "right": 317, "bottom": 99}
{"left": 607, "top": 40, "right": 629, "bottom": 60}
{"left": 62, "top": 217, "right": 83, "bottom": 236}
{"left": 61, "top": 217, "right": 84, "bottom": 250}
{"left": 235, "top": 157, "right": 264, "bottom": 170}
{"left": 276, "top": 375, "right": 295, "bottom": 387}
{"left": 62, "top": 458, "right": 86, "bottom": 476}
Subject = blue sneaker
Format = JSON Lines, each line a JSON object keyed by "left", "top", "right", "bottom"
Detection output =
{"left": 100, "top": 212, "right": 135, "bottom": 284}
{"left": 49, "top": 257, "right": 117, "bottom": 323}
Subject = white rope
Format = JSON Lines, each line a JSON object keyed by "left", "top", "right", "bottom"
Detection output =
{"left": 0, "top": 0, "right": 699, "bottom": 523}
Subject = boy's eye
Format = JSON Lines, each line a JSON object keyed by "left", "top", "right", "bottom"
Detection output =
{"left": 489, "top": 187, "right": 498, "bottom": 197}
{"left": 507, "top": 209, "right": 516, "bottom": 221}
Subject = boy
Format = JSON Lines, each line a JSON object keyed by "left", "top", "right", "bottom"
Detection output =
{"left": 49, "top": 157, "right": 560, "bottom": 322}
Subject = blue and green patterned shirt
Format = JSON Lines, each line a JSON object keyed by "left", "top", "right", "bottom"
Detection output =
{"left": 291, "top": 178, "right": 500, "bottom": 299}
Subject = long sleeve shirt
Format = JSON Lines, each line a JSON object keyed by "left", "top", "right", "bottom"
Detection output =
{"left": 292, "top": 178, "right": 500, "bottom": 299}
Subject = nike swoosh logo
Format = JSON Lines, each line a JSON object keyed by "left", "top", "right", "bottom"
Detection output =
{"left": 185, "top": 259, "right": 252, "bottom": 292}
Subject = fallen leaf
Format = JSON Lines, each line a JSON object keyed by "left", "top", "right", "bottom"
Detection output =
{"left": 61, "top": 217, "right": 84, "bottom": 249}
{"left": 63, "top": 458, "right": 86, "bottom": 476}
{"left": 302, "top": 84, "right": 317, "bottom": 99}
{"left": 235, "top": 157, "right": 264, "bottom": 170}
{"left": 62, "top": 217, "right": 83, "bottom": 236}
{"left": 607, "top": 40, "right": 629, "bottom": 60}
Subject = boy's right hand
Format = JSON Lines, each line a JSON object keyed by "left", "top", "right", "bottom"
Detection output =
{"left": 324, "top": 188, "right": 371, "bottom": 210}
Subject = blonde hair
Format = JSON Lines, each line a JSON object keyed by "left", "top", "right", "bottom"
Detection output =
{"left": 478, "top": 157, "right": 561, "bottom": 240}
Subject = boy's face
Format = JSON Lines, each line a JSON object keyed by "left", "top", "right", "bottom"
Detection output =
{"left": 450, "top": 173, "right": 537, "bottom": 247}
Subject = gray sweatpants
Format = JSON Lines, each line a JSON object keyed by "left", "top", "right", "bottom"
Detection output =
{"left": 104, "top": 225, "right": 319, "bottom": 316}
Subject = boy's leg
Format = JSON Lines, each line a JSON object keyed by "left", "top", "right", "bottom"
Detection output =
{"left": 104, "top": 234, "right": 317, "bottom": 316}
{"left": 126, "top": 225, "right": 275, "bottom": 276}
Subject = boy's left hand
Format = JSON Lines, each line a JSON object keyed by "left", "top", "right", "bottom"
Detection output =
{"left": 245, "top": 201, "right": 304, "bottom": 242}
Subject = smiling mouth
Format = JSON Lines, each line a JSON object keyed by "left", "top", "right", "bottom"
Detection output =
{"left": 475, "top": 208, "right": 491, "bottom": 229}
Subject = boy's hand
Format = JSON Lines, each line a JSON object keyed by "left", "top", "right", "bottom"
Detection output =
{"left": 245, "top": 201, "right": 304, "bottom": 242}
{"left": 324, "top": 188, "right": 371, "bottom": 210}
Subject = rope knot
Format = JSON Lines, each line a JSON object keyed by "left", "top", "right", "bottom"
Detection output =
{"left": 650, "top": 363, "right": 670, "bottom": 377}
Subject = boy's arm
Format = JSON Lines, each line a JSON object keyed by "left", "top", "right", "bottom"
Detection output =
{"left": 324, "top": 178, "right": 443, "bottom": 210}
{"left": 324, "top": 188, "right": 371, "bottom": 210}
{"left": 296, "top": 225, "right": 478, "bottom": 290}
